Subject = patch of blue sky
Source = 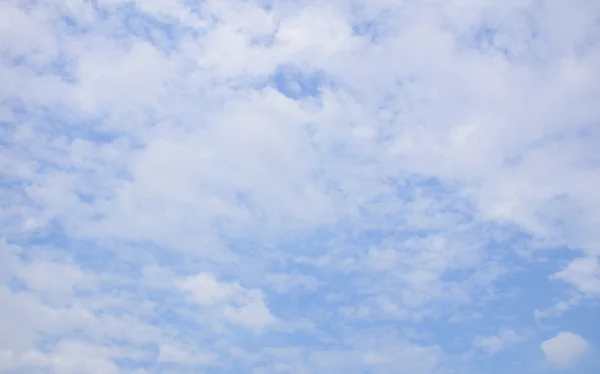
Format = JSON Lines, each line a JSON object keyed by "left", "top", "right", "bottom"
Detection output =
{"left": 249, "top": 32, "right": 277, "bottom": 48}
{"left": 5, "top": 276, "right": 27, "bottom": 293}
{"left": 461, "top": 15, "right": 540, "bottom": 63}
{"left": 90, "top": 2, "right": 185, "bottom": 50}
{"left": 352, "top": 20, "right": 383, "bottom": 43}
{"left": 271, "top": 65, "right": 326, "bottom": 100}
{"left": 42, "top": 115, "right": 119, "bottom": 144}
{"left": 476, "top": 346, "right": 544, "bottom": 374}
{"left": 124, "top": 11, "right": 180, "bottom": 53}
{"left": 348, "top": 1, "right": 393, "bottom": 43}
{"left": 16, "top": 223, "right": 140, "bottom": 276}
{"left": 0, "top": 101, "right": 120, "bottom": 157}
{"left": 114, "top": 357, "right": 157, "bottom": 373}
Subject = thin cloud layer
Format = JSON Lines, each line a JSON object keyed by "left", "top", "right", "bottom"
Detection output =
{"left": 1, "top": 0, "right": 599, "bottom": 373}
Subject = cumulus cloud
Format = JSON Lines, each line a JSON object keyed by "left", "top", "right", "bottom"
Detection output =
{"left": 177, "top": 272, "right": 277, "bottom": 330}
{"left": 541, "top": 332, "right": 590, "bottom": 367}
{"left": 176, "top": 273, "right": 241, "bottom": 306}
{"left": 1, "top": 0, "right": 599, "bottom": 372}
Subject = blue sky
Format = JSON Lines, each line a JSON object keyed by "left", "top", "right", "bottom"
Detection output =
{"left": 1, "top": 0, "right": 599, "bottom": 373}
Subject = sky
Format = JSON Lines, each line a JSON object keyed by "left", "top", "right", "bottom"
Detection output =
{"left": 0, "top": 0, "right": 599, "bottom": 373}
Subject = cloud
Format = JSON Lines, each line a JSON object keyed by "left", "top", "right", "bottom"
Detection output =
{"left": 1, "top": 0, "right": 600, "bottom": 373}
{"left": 553, "top": 256, "right": 600, "bottom": 295}
{"left": 223, "top": 289, "right": 277, "bottom": 330}
{"left": 474, "top": 329, "right": 528, "bottom": 355}
{"left": 177, "top": 272, "right": 277, "bottom": 330}
{"left": 265, "top": 272, "right": 319, "bottom": 293}
{"left": 176, "top": 273, "right": 240, "bottom": 305}
{"left": 541, "top": 332, "right": 589, "bottom": 367}
{"left": 157, "top": 342, "right": 219, "bottom": 366}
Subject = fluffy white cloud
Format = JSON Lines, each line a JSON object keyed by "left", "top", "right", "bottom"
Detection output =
{"left": 177, "top": 272, "right": 277, "bottom": 330}
{"left": 176, "top": 273, "right": 240, "bottom": 305}
{"left": 223, "top": 289, "right": 277, "bottom": 330}
{"left": 541, "top": 332, "right": 589, "bottom": 367}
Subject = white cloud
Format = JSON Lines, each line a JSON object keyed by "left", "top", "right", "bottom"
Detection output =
{"left": 177, "top": 272, "right": 277, "bottom": 330}
{"left": 540, "top": 332, "right": 589, "bottom": 367}
{"left": 157, "top": 343, "right": 218, "bottom": 366}
{"left": 553, "top": 256, "right": 600, "bottom": 295}
{"left": 255, "top": 333, "right": 443, "bottom": 374}
{"left": 176, "top": 273, "right": 240, "bottom": 305}
{"left": 14, "top": 260, "right": 87, "bottom": 304}
{"left": 223, "top": 289, "right": 277, "bottom": 330}
{"left": 1, "top": 0, "right": 600, "bottom": 372}
{"left": 474, "top": 329, "right": 528, "bottom": 355}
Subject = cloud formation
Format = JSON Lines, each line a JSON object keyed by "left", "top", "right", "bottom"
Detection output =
{"left": 1, "top": 0, "right": 600, "bottom": 373}
{"left": 541, "top": 332, "right": 590, "bottom": 367}
{"left": 474, "top": 329, "right": 528, "bottom": 355}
